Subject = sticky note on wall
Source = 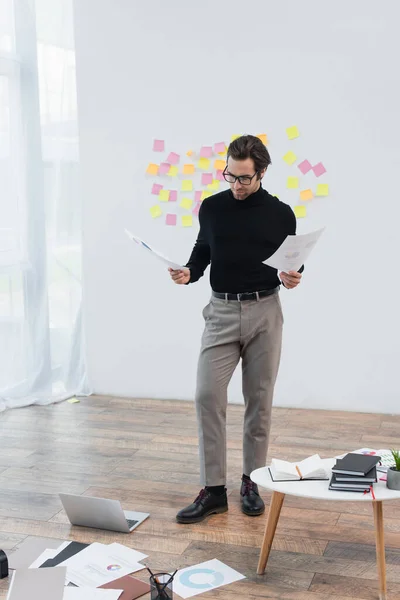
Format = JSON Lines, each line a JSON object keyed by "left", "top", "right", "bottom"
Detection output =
{"left": 283, "top": 151, "right": 297, "bottom": 165}
{"left": 294, "top": 205, "right": 306, "bottom": 218}
{"left": 300, "top": 189, "right": 313, "bottom": 201}
{"left": 182, "top": 215, "right": 193, "bottom": 227}
{"left": 287, "top": 176, "right": 299, "bottom": 189}
{"left": 146, "top": 163, "right": 159, "bottom": 175}
{"left": 316, "top": 183, "right": 329, "bottom": 196}
{"left": 286, "top": 126, "right": 300, "bottom": 140}
{"left": 150, "top": 205, "right": 162, "bottom": 218}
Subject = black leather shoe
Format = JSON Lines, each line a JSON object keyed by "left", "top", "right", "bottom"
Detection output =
{"left": 240, "top": 478, "right": 265, "bottom": 516}
{"left": 176, "top": 488, "right": 228, "bottom": 524}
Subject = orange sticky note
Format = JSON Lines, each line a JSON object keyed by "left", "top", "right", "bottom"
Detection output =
{"left": 150, "top": 205, "right": 162, "bottom": 218}
{"left": 257, "top": 133, "right": 268, "bottom": 145}
{"left": 300, "top": 189, "right": 313, "bottom": 201}
{"left": 183, "top": 163, "right": 195, "bottom": 175}
{"left": 186, "top": 150, "right": 193, "bottom": 157}
{"left": 146, "top": 163, "right": 159, "bottom": 175}
{"left": 214, "top": 159, "right": 226, "bottom": 171}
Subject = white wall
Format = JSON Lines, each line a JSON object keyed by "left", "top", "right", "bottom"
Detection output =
{"left": 74, "top": 0, "right": 400, "bottom": 414}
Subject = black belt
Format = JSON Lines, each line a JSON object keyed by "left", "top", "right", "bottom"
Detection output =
{"left": 212, "top": 287, "right": 279, "bottom": 302}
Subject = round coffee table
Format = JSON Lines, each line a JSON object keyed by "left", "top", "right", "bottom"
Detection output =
{"left": 251, "top": 458, "right": 400, "bottom": 600}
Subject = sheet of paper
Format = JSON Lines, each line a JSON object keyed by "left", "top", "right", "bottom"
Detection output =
{"left": 125, "top": 229, "right": 184, "bottom": 270}
{"left": 173, "top": 559, "right": 245, "bottom": 599}
{"left": 298, "top": 159, "right": 312, "bottom": 174}
{"left": 29, "top": 548, "right": 60, "bottom": 568}
{"left": 286, "top": 125, "right": 299, "bottom": 140}
{"left": 7, "top": 567, "right": 66, "bottom": 600}
{"left": 62, "top": 543, "right": 147, "bottom": 588}
{"left": 263, "top": 227, "right": 325, "bottom": 272}
{"left": 152, "top": 139, "right": 164, "bottom": 152}
{"left": 283, "top": 151, "right": 297, "bottom": 165}
{"left": 64, "top": 589, "right": 123, "bottom": 600}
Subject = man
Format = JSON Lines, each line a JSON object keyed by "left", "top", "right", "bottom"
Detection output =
{"left": 169, "top": 134, "right": 302, "bottom": 524}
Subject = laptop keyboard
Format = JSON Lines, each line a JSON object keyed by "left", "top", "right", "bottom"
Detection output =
{"left": 126, "top": 518, "right": 139, "bottom": 528}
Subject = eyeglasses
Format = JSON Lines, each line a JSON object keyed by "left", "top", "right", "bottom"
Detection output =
{"left": 222, "top": 168, "right": 259, "bottom": 186}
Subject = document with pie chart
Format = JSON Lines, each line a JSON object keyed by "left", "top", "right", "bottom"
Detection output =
{"left": 173, "top": 559, "right": 245, "bottom": 598}
{"left": 263, "top": 227, "right": 325, "bottom": 273}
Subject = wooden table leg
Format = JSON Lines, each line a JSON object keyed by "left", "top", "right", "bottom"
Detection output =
{"left": 372, "top": 500, "right": 387, "bottom": 600}
{"left": 257, "top": 491, "right": 285, "bottom": 575}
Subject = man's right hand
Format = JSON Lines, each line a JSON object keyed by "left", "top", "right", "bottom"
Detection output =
{"left": 168, "top": 267, "right": 190, "bottom": 285}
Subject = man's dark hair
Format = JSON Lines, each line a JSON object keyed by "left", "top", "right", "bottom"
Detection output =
{"left": 227, "top": 135, "right": 271, "bottom": 177}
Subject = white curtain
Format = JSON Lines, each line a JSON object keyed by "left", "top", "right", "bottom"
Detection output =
{"left": 0, "top": 0, "right": 91, "bottom": 411}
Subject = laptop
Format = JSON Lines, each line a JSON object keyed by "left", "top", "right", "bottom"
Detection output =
{"left": 59, "top": 493, "right": 149, "bottom": 533}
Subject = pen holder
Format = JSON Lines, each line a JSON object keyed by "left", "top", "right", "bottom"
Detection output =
{"left": 150, "top": 573, "right": 173, "bottom": 600}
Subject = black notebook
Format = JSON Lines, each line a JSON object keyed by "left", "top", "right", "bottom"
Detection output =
{"left": 39, "top": 542, "right": 89, "bottom": 568}
{"left": 334, "top": 466, "right": 377, "bottom": 483}
{"left": 332, "top": 453, "right": 381, "bottom": 476}
{"left": 329, "top": 473, "right": 373, "bottom": 490}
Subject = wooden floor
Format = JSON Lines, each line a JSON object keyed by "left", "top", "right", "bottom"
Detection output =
{"left": 0, "top": 396, "right": 400, "bottom": 600}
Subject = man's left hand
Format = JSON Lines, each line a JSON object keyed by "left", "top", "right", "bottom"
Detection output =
{"left": 279, "top": 270, "right": 302, "bottom": 289}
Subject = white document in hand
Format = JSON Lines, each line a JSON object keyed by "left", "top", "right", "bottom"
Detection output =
{"left": 270, "top": 454, "right": 328, "bottom": 481}
{"left": 125, "top": 229, "right": 185, "bottom": 271}
{"left": 263, "top": 227, "right": 325, "bottom": 273}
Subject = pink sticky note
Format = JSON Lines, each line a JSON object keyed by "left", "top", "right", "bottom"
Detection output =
{"left": 216, "top": 169, "right": 225, "bottom": 182}
{"left": 159, "top": 162, "right": 170, "bottom": 175}
{"left": 312, "top": 162, "right": 327, "bottom": 177}
{"left": 166, "top": 213, "right": 177, "bottom": 226}
{"left": 195, "top": 191, "right": 202, "bottom": 203}
{"left": 200, "top": 146, "right": 213, "bottom": 158}
{"left": 214, "top": 142, "right": 226, "bottom": 153}
{"left": 169, "top": 190, "right": 177, "bottom": 202}
{"left": 152, "top": 183, "right": 163, "bottom": 195}
{"left": 192, "top": 203, "right": 201, "bottom": 216}
{"left": 297, "top": 159, "right": 312, "bottom": 175}
{"left": 153, "top": 139, "right": 165, "bottom": 152}
{"left": 201, "top": 173, "right": 213, "bottom": 185}
{"left": 167, "top": 152, "right": 180, "bottom": 165}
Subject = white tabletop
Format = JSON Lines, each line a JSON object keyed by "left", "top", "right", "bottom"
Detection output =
{"left": 251, "top": 458, "right": 400, "bottom": 502}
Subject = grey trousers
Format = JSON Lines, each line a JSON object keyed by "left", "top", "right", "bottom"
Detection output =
{"left": 195, "top": 291, "right": 283, "bottom": 486}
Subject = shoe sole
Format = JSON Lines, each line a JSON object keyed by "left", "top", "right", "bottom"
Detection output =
{"left": 241, "top": 507, "right": 265, "bottom": 516}
{"left": 176, "top": 505, "right": 228, "bottom": 524}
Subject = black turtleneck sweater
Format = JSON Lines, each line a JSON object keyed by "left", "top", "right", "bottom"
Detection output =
{"left": 186, "top": 185, "right": 299, "bottom": 293}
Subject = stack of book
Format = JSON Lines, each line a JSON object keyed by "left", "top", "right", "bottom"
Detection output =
{"left": 329, "top": 452, "right": 381, "bottom": 493}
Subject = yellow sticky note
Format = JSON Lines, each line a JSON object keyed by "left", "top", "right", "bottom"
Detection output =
{"left": 197, "top": 158, "right": 210, "bottom": 170}
{"left": 159, "top": 189, "right": 170, "bottom": 202}
{"left": 207, "top": 179, "right": 220, "bottom": 191}
{"left": 257, "top": 133, "right": 268, "bottom": 145}
{"left": 146, "top": 163, "right": 158, "bottom": 175}
{"left": 181, "top": 215, "right": 193, "bottom": 227}
{"left": 67, "top": 397, "right": 80, "bottom": 404}
{"left": 283, "top": 151, "right": 297, "bottom": 165}
{"left": 183, "top": 163, "right": 195, "bottom": 175}
{"left": 231, "top": 134, "right": 241, "bottom": 141}
{"left": 150, "top": 205, "right": 162, "bottom": 218}
{"left": 181, "top": 180, "right": 193, "bottom": 192}
{"left": 180, "top": 197, "right": 193, "bottom": 210}
{"left": 286, "top": 126, "right": 300, "bottom": 140}
{"left": 186, "top": 149, "right": 193, "bottom": 157}
{"left": 300, "top": 188, "right": 313, "bottom": 201}
{"left": 201, "top": 190, "right": 213, "bottom": 201}
{"left": 218, "top": 150, "right": 227, "bottom": 156}
{"left": 168, "top": 165, "right": 178, "bottom": 177}
{"left": 287, "top": 176, "right": 299, "bottom": 189}
{"left": 294, "top": 205, "right": 306, "bottom": 218}
{"left": 316, "top": 183, "right": 329, "bottom": 196}
{"left": 214, "top": 159, "right": 226, "bottom": 171}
